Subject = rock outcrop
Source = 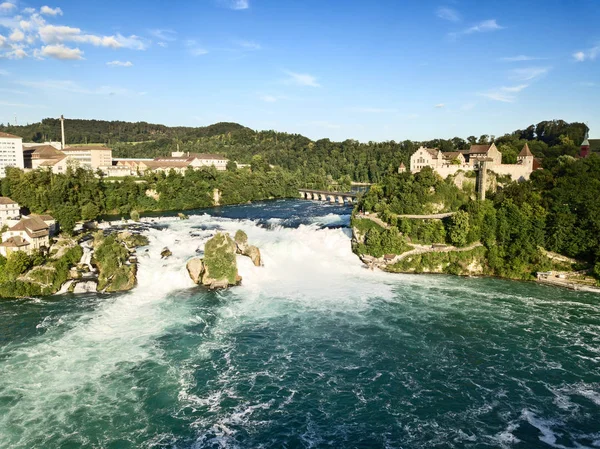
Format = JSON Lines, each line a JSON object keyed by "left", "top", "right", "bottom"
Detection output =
{"left": 187, "top": 230, "right": 263, "bottom": 289}
{"left": 234, "top": 230, "right": 262, "bottom": 266}
{"left": 200, "top": 232, "right": 241, "bottom": 289}
{"left": 161, "top": 247, "right": 172, "bottom": 259}
{"left": 186, "top": 258, "right": 204, "bottom": 284}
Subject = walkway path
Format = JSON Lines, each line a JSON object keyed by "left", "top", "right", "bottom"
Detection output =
{"left": 355, "top": 211, "right": 457, "bottom": 229}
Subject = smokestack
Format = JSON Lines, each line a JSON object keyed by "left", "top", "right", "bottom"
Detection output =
{"left": 60, "top": 115, "right": 65, "bottom": 150}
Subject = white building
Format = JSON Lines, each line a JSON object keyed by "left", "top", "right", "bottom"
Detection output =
{"left": 0, "top": 215, "right": 53, "bottom": 256}
{"left": 0, "top": 197, "right": 20, "bottom": 226}
{"left": 0, "top": 132, "right": 25, "bottom": 178}
{"left": 410, "top": 143, "right": 535, "bottom": 182}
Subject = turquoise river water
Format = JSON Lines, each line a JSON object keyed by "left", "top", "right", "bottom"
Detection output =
{"left": 0, "top": 200, "right": 599, "bottom": 448}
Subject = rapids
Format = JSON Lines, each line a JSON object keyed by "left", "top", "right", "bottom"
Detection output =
{"left": 0, "top": 199, "right": 599, "bottom": 448}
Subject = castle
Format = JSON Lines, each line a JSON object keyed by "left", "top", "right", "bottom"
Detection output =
{"left": 409, "top": 143, "right": 534, "bottom": 181}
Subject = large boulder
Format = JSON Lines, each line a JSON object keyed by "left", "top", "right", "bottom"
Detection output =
{"left": 234, "top": 229, "right": 262, "bottom": 266}
{"left": 186, "top": 257, "right": 204, "bottom": 284}
{"left": 242, "top": 245, "right": 261, "bottom": 267}
{"left": 201, "top": 232, "right": 241, "bottom": 289}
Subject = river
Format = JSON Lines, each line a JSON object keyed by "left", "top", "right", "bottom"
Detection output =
{"left": 0, "top": 199, "right": 599, "bottom": 448}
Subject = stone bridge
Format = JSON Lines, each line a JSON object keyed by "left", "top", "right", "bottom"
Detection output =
{"left": 298, "top": 189, "right": 357, "bottom": 204}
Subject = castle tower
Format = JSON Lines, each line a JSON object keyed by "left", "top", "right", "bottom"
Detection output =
{"left": 580, "top": 130, "right": 591, "bottom": 158}
{"left": 517, "top": 143, "right": 534, "bottom": 169}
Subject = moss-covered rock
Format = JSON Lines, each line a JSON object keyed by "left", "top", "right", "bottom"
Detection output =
{"left": 202, "top": 232, "right": 240, "bottom": 289}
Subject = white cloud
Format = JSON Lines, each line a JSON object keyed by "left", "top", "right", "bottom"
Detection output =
{"left": 22, "top": 7, "right": 35, "bottom": 14}
{"left": 0, "top": 34, "right": 6, "bottom": 47}
{"left": 0, "top": 68, "right": 8, "bottom": 75}
{"left": 283, "top": 70, "right": 321, "bottom": 87}
{"left": 464, "top": 19, "right": 503, "bottom": 34}
{"left": 39, "top": 25, "right": 147, "bottom": 50}
{"left": 0, "top": 2, "right": 15, "bottom": 12}
{"left": 478, "top": 84, "right": 529, "bottom": 103}
{"left": 461, "top": 103, "right": 476, "bottom": 111}
{"left": 40, "top": 5, "right": 63, "bottom": 16}
{"left": 9, "top": 28, "right": 24, "bottom": 41}
{"left": 5, "top": 47, "right": 27, "bottom": 58}
{"left": 579, "top": 81, "right": 596, "bottom": 87}
{"left": 107, "top": 60, "right": 133, "bottom": 67}
{"left": 572, "top": 45, "right": 599, "bottom": 62}
{"left": 157, "top": 41, "right": 167, "bottom": 48}
{"left": 450, "top": 19, "right": 503, "bottom": 38}
{"left": 500, "top": 55, "right": 544, "bottom": 62}
{"left": 149, "top": 29, "right": 176, "bottom": 42}
{"left": 510, "top": 66, "right": 549, "bottom": 81}
{"left": 434, "top": 103, "right": 445, "bottom": 108}
{"left": 222, "top": 0, "right": 249, "bottom": 10}
{"left": 37, "top": 44, "right": 83, "bottom": 60}
{"left": 436, "top": 7, "right": 460, "bottom": 22}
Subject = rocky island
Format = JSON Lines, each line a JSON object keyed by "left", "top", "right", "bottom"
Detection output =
{"left": 187, "top": 230, "right": 262, "bottom": 289}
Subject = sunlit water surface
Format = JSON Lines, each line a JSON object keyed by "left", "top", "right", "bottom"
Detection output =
{"left": 0, "top": 200, "right": 599, "bottom": 449}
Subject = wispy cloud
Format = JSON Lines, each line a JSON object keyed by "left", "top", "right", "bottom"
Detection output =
{"left": 157, "top": 42, "right": 167, "bottom": 48}
{"left": 500, "top": 55, "right": 545, "bottom": 62}
{"left": 220, "top": 0, "right": 249, "bottom": 10}
{"left": 37, "top": 44, "right": 84, "bottom": 60}
{"left": 236, "top": 39, "right": 260, "bottom": 50}
{"left": 478, "top": 84, "right": 529, "bottom": 103}
{"left": 510, "top": 66, "right": 549, "bottom": 81}
{"left": 0, "top": 69, "right": 8, "bottom": 75}
{"left": 464, "top": 19, "right": 503, "bottom": 34}
{"left": 107, "top": 60, "right": 133, "bottom": 67}
{"left": 450, "top": 19, "right": 503, "bottom": 38}
{"left": 0, "top": 100, "right": 48, "bottom": 108}
{"left": 461, "top": 103, "right": 476, "bottom": 111}
{"left": 349, "top": 107, "right": 398, "bottom": 113}
{"left": 579, "top": 81, "right": 596, "bottom": 87}
{"left": 149, "top": 29, "right": 176, "bottom": 42}
{"left": 283, "top": 70, "right": 321, "bottom": 87}
{"left": 186, "top": 39, "right": 208, "bottom": 56}
{"left": 260, "top": 94, "right": 289, "bottom": 103}
{"left": 40, "top": 5, "right": 63, "bottom": 16}
{"left": 572, "top": 44, "right": 599, "bottom": 62}
{"left": 17, "top": 79, "right": 145, "bottom": 96}
{"left": 434, "top": 103, "right": 445, "bottom": 108}
{"left": 436, "top": 7, "right": 460, "bottom": 22}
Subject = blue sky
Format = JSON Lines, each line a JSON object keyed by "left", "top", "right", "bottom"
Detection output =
{"left": 0, "top": 0, "right": 598, "bottom": 142}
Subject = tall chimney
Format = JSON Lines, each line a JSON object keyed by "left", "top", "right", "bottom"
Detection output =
{"left": 60, "top": 115, "right": 65, "bottom": 149}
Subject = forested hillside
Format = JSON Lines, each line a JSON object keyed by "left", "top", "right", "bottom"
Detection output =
{"left": 0, "top": 118, "right": 589, "bottom": 184}
{"left": 0, "top": 119, "right": 247, "bottom": 144}
{"left": 354, "top": 154, "right": 600, "bottom": 281}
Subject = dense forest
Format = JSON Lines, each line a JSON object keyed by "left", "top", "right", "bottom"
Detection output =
{"left": 0, "top": 165, "right": 300, "bottom": 234}
{"left": 354, "top": 154, "right": 600, "bottom": 281}
{"left": 0, "top": 118, "right": 590, "bottom": 184}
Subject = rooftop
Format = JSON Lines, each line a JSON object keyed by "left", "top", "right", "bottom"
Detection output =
{"left": 469, "top": 144, "right": 493, "bottom": 154}
{"left": 519, "top": 143, "right": 534, "bottom": 157}
{"left": 0, "top": 197, "right": 17, "bottom": 205}
{"left": 0, "top": 132, "right": 21, "bottom": 139}
{"left": 62, "top": 146, "right": 111, "bottom": 152}
{"left": 0, "top": 236, "right": 30, "bottom": 248}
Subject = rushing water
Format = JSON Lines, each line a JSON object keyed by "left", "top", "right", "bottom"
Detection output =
{"left": 0, "top": 200, "right": 599, "bottom": 449}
